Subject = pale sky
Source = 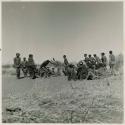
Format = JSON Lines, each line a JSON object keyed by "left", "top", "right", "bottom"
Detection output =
{"left": 2, "top": 2, "right": 123, "bottom": 64}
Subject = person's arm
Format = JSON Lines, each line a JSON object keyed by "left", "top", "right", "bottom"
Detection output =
{"left": 53, "top": 58, "right": 55, "bottom": 61}
{"left": 49, "top": 60, "right": 54, "bottom": 64}
{"left": 50, "top": 59, "right": 59, "bottom": 67}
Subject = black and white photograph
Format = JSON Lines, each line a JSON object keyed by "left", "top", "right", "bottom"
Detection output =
{"left": 2, "top": 1, "right": 124, "bottom": 123}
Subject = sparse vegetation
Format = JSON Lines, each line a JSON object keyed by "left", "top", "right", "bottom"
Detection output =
{"left": 2, "top": 55, "right": 124, "bottom": 123}
{"left": 2, "top": 75, "right": 123, "bottom": 123}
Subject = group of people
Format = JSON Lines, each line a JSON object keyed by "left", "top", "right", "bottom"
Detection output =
{"left": 13, "top": 54, "right": 60, "bottom": 79}
{"left": 13, "top": 50, "right": 116, "bottom": 80}
{"left": 62, "top": 51, "right": 116, "bottom": 80}
{"left": 13, "top": 54, "right": 37, "bottom": 79}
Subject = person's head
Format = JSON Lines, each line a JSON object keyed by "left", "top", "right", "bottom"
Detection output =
{"left": 89, "top": 54, "right": 91, "bottom": 58}
{"left": 84, "top": 54, "right": 87, "bottom": 57}
{"left": 16, "top": 53, "right": 20, "bottom": 57}
{"left": 109, "top": 50, "right": 113, "bottom": 54}
{"left": 93, "top": 54, "right": 96, "bottom": 57}
{"left": 69, "top": 64, "right": 74, "bottom": 68}
{"left": 29, "top": 54, "right": 33, "bottom": 58}
{"left": 101, "top": 52, "right": 105, "bottom": 56}
{"left": 23, "top": 57, "right": 26, "bottom": 61}
{"left": 63, "top": 55, "right": 66, "bottom": 58}
{"left": 46, "top": 67, "right": 49, "bottom": 69}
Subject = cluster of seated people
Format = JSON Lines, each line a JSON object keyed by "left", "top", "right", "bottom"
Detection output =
{"left": 63, "top": 51, "right": 115, "bottom": 81}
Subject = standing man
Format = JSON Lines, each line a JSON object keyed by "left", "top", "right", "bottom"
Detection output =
{"left": 63, "top": 55, "right": 69, "bottom": 76}
{"left": 84, "top": 54, "right": 89, "bottom": 65}
{"left": 93, "top": 54, "right": 102, "bottom": 69}
{"left": 101, "top": 52, "right": 108, "bottom": 69}
{"left": 63, "top": 55, "right": 69, "bottom": 66}
{"left": 13, "top": 53, "right": 21, "bottom": 79}
{"left": 27, "top": 54, "right": 36, "bottom": 79}
{"left": 21, "top": 57, "right": 28, "bottom": 77}
{"left": 109, "top": 51, "right": 116, "bottom": 75}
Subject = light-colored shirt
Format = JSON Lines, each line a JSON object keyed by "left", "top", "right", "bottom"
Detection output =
{"left": 109, "top": 54, "right": 115, "bottom": 65}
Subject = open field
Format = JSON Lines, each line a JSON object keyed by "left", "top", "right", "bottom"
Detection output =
{"left": 2, "top": 72, "right": 123, "bottom": 123}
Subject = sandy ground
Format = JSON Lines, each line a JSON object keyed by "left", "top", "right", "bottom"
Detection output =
{"left": 2, "top": 75, "right": 70, "bottom": 98}
{"left": 2, "top": 76, "right": 35, "bottom": 98}
{"left": 2, "top": 74, "right": 124, "bottom": 123}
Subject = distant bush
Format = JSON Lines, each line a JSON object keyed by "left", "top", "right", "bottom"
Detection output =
{"left": 2, "top": 64, "right": 12, "bottom": 69}
{"left": 2, "top": 65, "right": 15, "bottom": 75}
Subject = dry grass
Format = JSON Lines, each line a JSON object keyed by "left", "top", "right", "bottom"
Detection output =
{"left": 2, "top": 74, "right": 123, "bottom": 123}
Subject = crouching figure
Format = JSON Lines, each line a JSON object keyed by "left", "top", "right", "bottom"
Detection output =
{"left": 67, "top": 64, "right": 77, "bottom": 81}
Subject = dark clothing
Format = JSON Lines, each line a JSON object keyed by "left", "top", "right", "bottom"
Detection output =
{"left": 63, "top": 57, "right": 69, "bottom": 76}
{"left": 28, "top": 66, "right": 36, "bottom": 78}
{"left": 64, "top": 58, "right": 69, "bottom": 66}
{"left": 77, "top": 64, "right": 88, "bottom": 80}
{"left": 14, "top": 57, "right": 21, "bottom": 68}
{"left": 39, "top": 67, "right": 51, "bottom": 78}
{"left": 22, "top": 67, "right": 27, "bottom": 77}
{"left": 94, "top": 56, "right": 101, "bottom": 64}
{"left": 40, "top": 60, "right": 50, "bottom": 68}
{"left": 84, "top": 57, "right": 91, "bottom": 69}
{"left": 84, "top": 57, "right": 89, "bottom": 64}
{"left": 13, "top": 57, "right": 21, "bottom": 78}
{"left": 27, "top": 57, "right": 36, "bottom": 78}
{"left": 86, "top": 57, "right": 96, "bottom": 69}
{"left": 27, "top": 57, "right": 35, "bottom": 66}
{"left": 84, "top": 57, "right": 95, "bottom": 69}
{"left": 21, "top": 60, "right": 28, "bottom": 77}
{"left": 94, "top": 56, "right": 102, "bottom": 69}
{"left": 67, "top": 65, "right": 76, "bottom": 81}
{"left": 89, "top": 57, "right": 96, "bottom": 65}
{"left": 39, "top": 60, "right": 53, "bottom": 78}
{"left": 16, "top": 67, "right": 20, "bottom": 79}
